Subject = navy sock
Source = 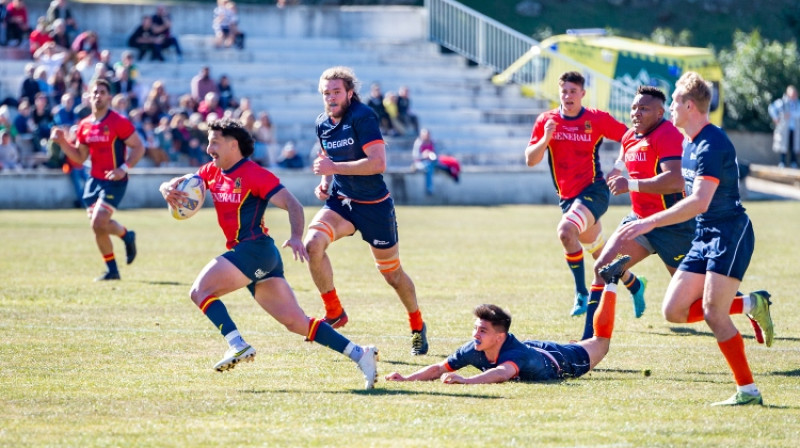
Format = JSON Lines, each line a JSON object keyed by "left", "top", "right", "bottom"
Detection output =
{"left": 201, "top": 297, "right": 238, "bottom": 337}
{"left": 308, "top": 319, "right": 350, "bottom": 354}
{"left": 581, "top": 287, "right": 604, "bottom": 340}
{"left": 566, "top": 250, "right": 588, "bottom": 295}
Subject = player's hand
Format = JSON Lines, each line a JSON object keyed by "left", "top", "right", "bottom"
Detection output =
{"left": 313, "top": 154, "right": 336, "bottom": 176}
{"left": 384, "top": 372, "right": 408, "bottom": 382}
{"left": 314, "top": 183, "right": 330, "bottom": 201}
{"left": 50, "top": 127, "right": 67, "bottom": 144}
{"left": 617, "top": 219, "right": 655, "bottom": 240}
{"left": 159, "top": 179, "right": 188, "bottom": 208}
{"left": 281, "top": 237, "right": 309, "bottom": 263}
{"left": 104, "top": 167, "right": 126, "bottom": 181}
{"left": 543, "top": 118, "right": 557, "bottom": 139}
{"left": 607, "top": 176, "right": 630, "bottom": 196}
{"left": 440, "top": 372, "right": 466, "bottom": 384}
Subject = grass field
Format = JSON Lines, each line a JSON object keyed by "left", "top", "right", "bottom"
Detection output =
{"left": 1, "top": 202, "right": 799, "bottom": 447}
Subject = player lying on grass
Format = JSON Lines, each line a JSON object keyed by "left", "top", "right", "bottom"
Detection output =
{"left": 159, "top": 118, "right": 378, "bottom": 389}
{"left": 384, "top": 257, "right": 629, "bottom": 384}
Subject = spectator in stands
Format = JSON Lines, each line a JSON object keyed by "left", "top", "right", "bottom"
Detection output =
{"left": 48, "top": 68, "right": 67, "bottom": 107}
{"left": 127, "top": 15, "right": 164, "bottom": 61}
{"left": 0, "top": 104, "right": 17, "bottom": 139}
{"left": 31, "top": 92, "right": 53, "bottom": 150}
{"left": 72, "top": 90, "right": 91, "bottom": 120}
{"left": 113, "top": 50, "right": 139, "bottom": 82}
{"left": 232, "top": 96, "right": 251, "bottom": 119}
{"left": 53, "top": 91, "right": 76, "bottom": 126}
{"left": 111, "top": 93, "right": 129, "bottom": 117}
{"left": 33, "top": 42, "right": 68, "bottom": 80}
{"left": 71, "top": 30, "right": 101, "bottom": 61}
{"left": 253, "top": 111, "right": 276, "bottom": 166}
{"left": 45, "top": 0, "right": 76, "bottom": 40}
{"left": 383, "top": 91, "right": 405, "bottom": 136}
{"left": 217, "top": 74, "right": 237, "bottom": 111}
{"left": 99, "top": 49, "right": 114, "bottom": 73}
{"left": 191, "top": 66, "right": 218, "bottom": 104}
{"left": 113, "top": 65, "right": 139, "bottom": 109}
{"left": 151, "top": 4, "right": 182, "bottom": 62}
{"left": 367, "top": 83, "right": 392, "bottom": 135}
{"left": 141, "top": 98, "right": 164, "bottom": 127}
{"left": 212, "top": 0, "right": 233, "bottom": 48}
{"left": 0, "top": 129, "right": 21, "bottom": 171}
{"left": 171, "top": 93, "right": 195, "bottom": 118}
{"left": 74, "top": 49, "right": 96, "bottom": 82}
{"left": 29, "top": 16, "right": 52, "bottom": 57}
{"left": 412, "top": 128, "right": 460, "bottom": 195}
{"left": 5, "top": 0, "right": 30, "bottom": 46}
{"left": 33, "top": 66, "right": 51, "bottom": 105}
{"left": 276, "top": 141, "right": 304, "bottom": 169}
{"left": 154, "top": 116, "right": 175, "bottom": 164}
{"left": 11, "top": 100, "right": 35, "bottom": 155}
{"left": 198, "top": 91, "right": 223, "bottom": 120}
{"left": 48, "top": 17, "right": 69, "bottom": 49}
{"left": 145, "top": 80, "right": 171, "bottom": 116}
{"left": 65, "top": 66, "right": 84, "bottom": 97}
{"left": 769, "top": 84, "right": 800, "bottom": 168}
{"left": 0, "top": 0, "right": 8, "bottom": 47}
{"left": 19, "top": 63, "right": 40, "bottom": 104}
{"left": 226, "top": 1, "right": 244, "bottom": 50}
{"left": 397, "top": 85, "right": 419, "bottom": 136}
{"left": 169, "top": 112, "right": 191, "bottom": 163}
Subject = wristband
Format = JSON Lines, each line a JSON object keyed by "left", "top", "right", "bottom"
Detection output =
{"left": 614, "top": 159, "right": 625, "bottom": 171}
{"left": 120, "top": 163, "right": 129, "bottom": 173}
{"left": 628, "top": 179, "right": 639, "bottom": 192}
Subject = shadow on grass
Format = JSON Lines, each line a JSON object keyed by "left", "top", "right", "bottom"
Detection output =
{"left": 772, "top": 368, "right": 800, "bottom": 377}
{"left": 657, "top": 326, "right": 800, "bottom": 344}
{"left": 139, "top": 280, "right": 188, "bottom": 286}
{"left": 240, "top": 388, "right": 504, "bottom": 399}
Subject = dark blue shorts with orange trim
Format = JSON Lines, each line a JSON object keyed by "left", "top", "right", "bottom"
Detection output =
{"left": 558, "top": 179, "right": 610, "bottom": 222}
{"left": 678, "top": 213, "right": 754, "bottom": 281}
{"left": 84, "top": 177, "right": 128, "bottom": 209}
{"left": 324, "top": 195, "right": 398, "bottom": 249}
{"left": 620, "top": 213, "right": 695, "bottom": 268}
{"left": 221, "top": 236, "right": 285, "bottom": 297}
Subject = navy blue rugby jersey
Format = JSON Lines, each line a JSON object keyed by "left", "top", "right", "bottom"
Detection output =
{"left": 315, "top": 100, "right": 388, "bottom": 201}
{"left": 444, "top": 333, "right": 562, "bottom": 381}
{"left": 681, "top": 124, "right": 745, "bottom": 223}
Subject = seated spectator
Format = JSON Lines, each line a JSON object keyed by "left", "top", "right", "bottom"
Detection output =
{"left": 47, "top": 68, "right": 67, "bottom": 107}
{"left": 72, "top": 91, "right": 91, "bottom": 120}
{"left": 113, "top": 50, "right": 139, "bottom": 82}
{"left": 383, "top": 91, "right": 405, "bottom": 136}
{"left": 99, "top": 49, "right": 114, "bottom": 73}
{"left": 145, "top": 80, "right": 171, "bottom": 116}
{"left": 48, "top": 17, "right": 69, "bottom": 50}
{"left": 154, "top": 116, "right": 176, "bottom": 164}
{"left": 213, "top": 0, "right": 244, "bottom": 49}
{"left": 19, "top": 63, "right": 40, "bottom": 105}
{"left": 141, "top": 98, "right": 164, "bottom": 127}
{"left": 5, "top": 0, "right": 30, "bottom": 46}
{"left": 46, "top": 0, "right": 76, "bottom": 40}
{"left": 33, "top": 67, "right": 51, "bottom": 105}
{"left": 226, "top": 1, "right": 244, "bottom": 49}
{"left": 0, "top": 129, "right": 21, "bottom": 171}
{"left": 52, "top": 91, "right": 76, "bottom": 126}
{"left": 127, "top": 15, "right": 164, "bottom": 61}
{"left": 253, "top": 110, "right": 277, "bottom": 166}
{"left": 71, "top": 30, "right": 101, "bottom": 61}
{"left": 276, "top": 141, "right": 304, "bottom": 169}
{"left": 29, "top": 16, "right": 53, "bottom": 57}
{"left": 217, "top": 75, "right": 237, "bottom": 111}
{"left": 74, "top": 50, "right": 96, "bottom": 83}
{"left": 65, "top": 67, "right": 84, "bottom": 97}
{"left": 367, "top": 83, "right": 392, "bottom": 135}
{"left": 11, "top": 100, "right": 35, "bottom": 155}
{"left": 411, "top": 128, "right": 460, "bottom": 195}
{"left": 33, "top": 41, "right": 68, "bottom": 79}
{"left": 111, "top": 93, "right": 130, "bottom": 117}
{"left": 0, "top": 104, "right": 18, "bottom": 140}
{"left": 170, "top": 93, "right": 195, "bottom": 119}
{"left": 140, "top": 118, "right": 169, "bottom": 166}
{"left": 197, "top": 91, "right": 223, "bottom": 120}
{"left": 151, "top": 4, "right": 182, "bottom": 62}
{"left": 31, "top": 92, "right": 53, "bottom": 151}
{"left": 397, "top": 85, "right": 419, "bottom": 136}
{"left": 113, "top": 65, "right": 139, "bottom": 109}
{"left": 231, "top": 96, "right": 251, "bottom": 119}
{"left": 190, "top": 66, "right": 217, "bottom": 104}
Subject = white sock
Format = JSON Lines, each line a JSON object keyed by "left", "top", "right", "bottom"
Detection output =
{"left": 737, "top": 383, "right": 760, "bottom": 396}
{"left": 224, "top": 330, "right": 245, "bottom": 348}
{"left": 741, "top": 294, "right": 753, "bottom": 314}
{"left": 343, "top": 342, "right": 364, "bottom": 362}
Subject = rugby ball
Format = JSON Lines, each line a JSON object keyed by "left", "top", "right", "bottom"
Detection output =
{"left": 169, "top": 174, "right": 206, "bottom": 220}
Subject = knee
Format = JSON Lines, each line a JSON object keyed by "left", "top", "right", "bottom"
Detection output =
{"left": 304, "top": 234, "right": 327, "bottom": 258}
{"left": 556, "top": 222, "right": 577, "bottom": 245}
{"left": 662, "top": 302, "right": 686, "bottom": 323}
{"left": 381, "top": 268, "right": 405, "bottom": 288}
{"left": 283, "top": 317, "right": 309, "bottom": 336}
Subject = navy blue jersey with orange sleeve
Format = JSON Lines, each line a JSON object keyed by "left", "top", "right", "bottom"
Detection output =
{"left": 197, "top": 158, "right": 284, "bottom": 250}
{"left": 681, "top": 124, "right": 745, "bottom": 223}
{"left": 76, "top": 110, "right": 135, "bottom": 179}
{"left": 621, "top": 119, "right": 685, "bottom": 218}
{"left": 444, "top": 333, "right": 561, "bottom": 381}
{"left": 315, "top": 100, "right": 388, "bottom": 201}
{"left": 529, "top": 107, "right": 627, "bottom": 200}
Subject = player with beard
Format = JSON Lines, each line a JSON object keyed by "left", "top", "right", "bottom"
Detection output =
{"left": 304, "top": 66, "right": 429, "bottom": 356}
{"left": 51, "top": 79, "right": 144, "bottom": 281}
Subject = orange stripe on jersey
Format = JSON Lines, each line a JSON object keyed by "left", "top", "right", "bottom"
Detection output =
{"left": 697, "top": 175, "right": 720, "bottom": 185}
{"left": 444, "top": 362, "right": 455, "bottom": 372}
{"left": 199, "top": 296, "right": 219, "bottom": 313}
{"left": 306, "top": 318, "right": 322, "bottom": 342}
{"left": 502, "top": 361, "right": 520, "bottom": 377}
{"left": 362, "top": 139, "right": 385, "bottom": 150}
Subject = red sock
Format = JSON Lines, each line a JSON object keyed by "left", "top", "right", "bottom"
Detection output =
{"left": 321, "top": 289, "right": 342, "bottom": 319}
{"left": 717, "top": 332, "right": 754, "bottom": 386}
{"left": 408, "top": 309, "right": 424, "bottom": 332}
{"left": 593, "top": 285, "right": 617, "bottom": 339}
{"left": 686, "top": 297, "right": 744, "bottom": 323}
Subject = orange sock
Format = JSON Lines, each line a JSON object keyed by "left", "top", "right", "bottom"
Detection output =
{"left": 593, "top": 284, "right": 617, "bottom": 339}
{"left": 321, "top": 289, "right": 342, "bottom": 319}
{"left": 408, "top": 309, "right": 424, "bottom": 332}
{"left": 717, "top": 332, "right": 754, "bottom": 386}
{"left": 686, "top": 297, "right": 745, "bottom": 323}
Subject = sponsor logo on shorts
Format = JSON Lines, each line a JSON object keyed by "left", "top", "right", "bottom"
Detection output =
{"left": 583, "top": 196, "right": 593, "bottom": 202}
{"left": 373, "top": 239, "right": 390, "bottom": 246}
{"left": 254, "top": 269, "right": 267, "bottom": 279}
{"left": 673, "top": 254, "right": 685, "bottom": 262}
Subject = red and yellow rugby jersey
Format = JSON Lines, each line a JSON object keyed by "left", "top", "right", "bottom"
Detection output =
{"left": 77, "top": 110, "right": 135, "bottom": 179}
{"left": 621, "top": 119, "right": 685, "bottom": 218}
{"left": 197, "top": 158, "right": 283, "bottom": 250}
{"left": 529, "top": 107, "right": 627, "bottom": 199}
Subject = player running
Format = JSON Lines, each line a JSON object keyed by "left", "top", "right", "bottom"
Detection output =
{"left": 618, "top": 72, "right": 774, "bottom": 406}
{"left": 304, "top": 66, "right": 428, "bottom": 355}
{"left": 525, "top": 71, "right": 645, "bottom": 317}
{"left": 159, "top": 118, "right": 378, "bottom": 389}
{"left": 51, "top": 79, "right": 143, "bottom": 281}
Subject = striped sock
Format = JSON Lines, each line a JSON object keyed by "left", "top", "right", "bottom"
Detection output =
{"left": 623, "top": 272, "right": 641, "bottom": 294}
{"left": 565, "top": 250, "right": 587, "bottom": 295}
{"left": 103, "top": 253, "right": 118, "bottom": 274}
{"left": 199, "top": 295, "right": 237, "bottom": 337}
{"left": 306, "top": 318, "right": 350, "bottom": 355}
{"left": 581, "top": 284, "right": 605, "bottom": 340}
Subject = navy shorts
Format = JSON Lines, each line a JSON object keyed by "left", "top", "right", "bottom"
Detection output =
{"left": 84, "top": 177, "right": 127, "bottom": 209}
{"left": 324, "top": 195, "right": 398, "bottom": 249}
{"left": 526, "top": 341, "right": 592, "bottom": 379}
{"left": 620, "top": 214, "right": 695, "bottom": 268}
{"left": 678, "top": 213, "right": 755, "bottom": 281}
{"left": 221, "top": 237, "right": 285, "bottom": 297}
{"left": 559, "top": 179, "right": 610, "bottom": 222}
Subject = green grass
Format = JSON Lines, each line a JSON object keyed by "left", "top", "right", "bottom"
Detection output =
{"left": 2, "top": 202, "right": 799, "bottom": 447}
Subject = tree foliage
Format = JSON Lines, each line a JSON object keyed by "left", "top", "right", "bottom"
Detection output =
{"left": 718, "top": 30, "right": 800, "bottom": 132}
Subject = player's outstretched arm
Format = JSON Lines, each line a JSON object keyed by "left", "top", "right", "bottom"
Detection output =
{"left": 50, "top": 128, "right": 88, "bottom": 164}
{"left": 385, "top": 361, "right": 449, "bottom": 382}
{"left": 269, "top": 187, "right": 309, "bottom": 263}
{"left": 440, "top": 362, "right": 517, "bottom": 385}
